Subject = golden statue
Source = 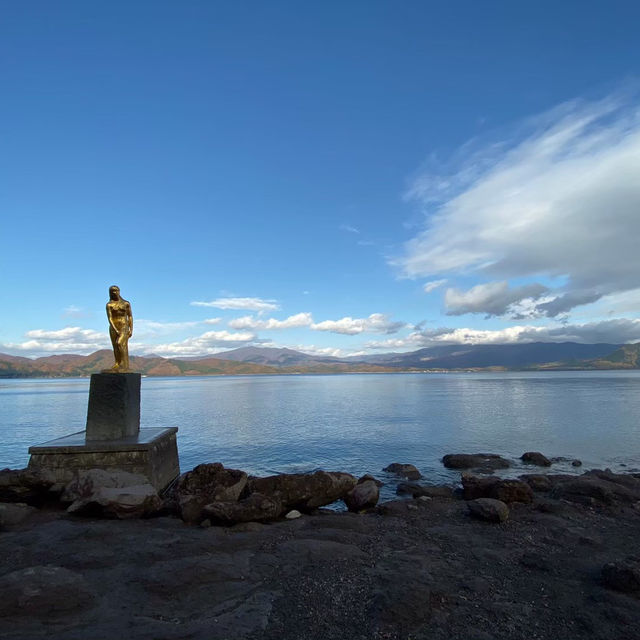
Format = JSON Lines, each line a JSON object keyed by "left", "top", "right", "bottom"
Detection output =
{"left": 105, "top": 285, "right": 133, "bottom": 372}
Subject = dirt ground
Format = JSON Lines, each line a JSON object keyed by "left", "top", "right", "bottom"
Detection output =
{"left": 2, "top": 487, "right": 640, "bottom": 640}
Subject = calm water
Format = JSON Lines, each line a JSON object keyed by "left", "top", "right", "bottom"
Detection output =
{"left": 2, "top": 372, "right": 640, "bottom": 495}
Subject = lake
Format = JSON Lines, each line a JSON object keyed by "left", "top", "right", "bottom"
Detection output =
{"left": 2, "top": 371, "right": 640, "bottom": 497}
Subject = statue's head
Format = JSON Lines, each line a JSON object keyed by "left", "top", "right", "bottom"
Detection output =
{"left": 109, "top": 285, "right": 120, "bottom": 300}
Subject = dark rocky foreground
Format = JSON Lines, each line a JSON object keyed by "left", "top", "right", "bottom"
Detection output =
{"left": 2, "top": 466, "right": 640, "bottom": 640}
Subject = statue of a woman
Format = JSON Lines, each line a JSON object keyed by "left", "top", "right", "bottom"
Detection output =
{"left": 106, "top": 285, "right": 133, "bottom": 372}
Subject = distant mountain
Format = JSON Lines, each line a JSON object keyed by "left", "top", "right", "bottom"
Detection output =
{"left": 586, "top": 343, "right": 640, "bottom": 369}
{"left": 211, "top": 346, "right": 341, "bottom": 366}
{"left": 359, "top": 342, "right": 623, "bottom": 370}
{"left": 1, "top": 342, "right": 637, "bottom": 378}
{"left": 0, "top": 350, "right": 392, "bottom": 378}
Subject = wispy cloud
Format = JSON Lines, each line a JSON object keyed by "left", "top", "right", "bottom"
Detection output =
{"left": 63, "top": 305, "right": 91, "bottom": 319}
{"left": 229, "top": 312, "right": 313, "bottom": 330}
{"left": 423, "top": 279, "right": 447, "bottom": 294}
{"left": 397, "top": 91, "right": 640, "bottom": 317}
{"left": 190, "top": 297, "right": 279, "bottom": 312}
{"left": 311, "top": 313, "right": 405, "bottom": 335}
{"left": 339, "top": 224, "right": 360, "bottom": 234}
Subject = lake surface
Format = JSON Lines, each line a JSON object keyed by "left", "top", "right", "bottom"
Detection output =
{"left": 2, "top": 372, "right": 640, "bottom": 497}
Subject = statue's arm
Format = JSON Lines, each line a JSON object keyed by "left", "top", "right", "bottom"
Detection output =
{"left": 106, "top": 303, "right": 118, "bottom": 334}
{"left": 127, "top": 302, "right": 133, "bottom": 337}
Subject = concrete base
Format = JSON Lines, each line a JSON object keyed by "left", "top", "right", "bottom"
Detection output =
{"left": 27, "top": 427, "right": 180, "bottom": 491}
{"left": 86, "top": 372, "right": 141, "bottom": 441}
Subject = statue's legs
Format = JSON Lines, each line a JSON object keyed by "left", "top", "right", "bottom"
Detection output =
{"left": 118, "top": 331, "right": 130, "bottom": 370}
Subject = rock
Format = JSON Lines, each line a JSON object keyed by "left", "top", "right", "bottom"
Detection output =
{"left": 67, "top": 484, "right": 163, "bottom": 519}
{"left": 376, "top": 499, "right": 414, "bottom": 517}
{"left": 462, "top": 474, "right": 533, "bottom": 503}
{"left": 602, "top": 560, "right": 640, "bottom": 592}
{"left": 61, "top": 468, "right": 149, "bottom": 502}
{"left": 285, "top": 509, "right": 302, "bottom": 519}
{"left": 0, "top": 565, "right": 96, "bottom": 618}
{"left": 397, "top": 482, "right": 455, "bottom": 499}
{"left": 172, "top": 463, "right": 248, "bottom": 524}
{"left": 0, "top": 502, "right": 37, "bottom": 528}
{"left": 343, "top": 480, "right": 379, "bottom": 512}
{"left": 491, "top": 479, "right": 534, "bottom": 504}
{"left": 467, "top": 498, "right": 509, "bottom": 523}
{"left": 442, "top": 453, "right": 510, "bottom": 471}
{"left": 203, "top": 492, "right": 283, "bottom": 525}
{"left": 520, "top": 474, "right": 553, "bottom": 492}
{"left": 572, "top": 459, "right": 583, "bottom": 467}
{"left": 383, "top": 463, "right": 422, "bottom": 480}
{"left": 521, "top": 452, "right": 551, "bottom": 467}
{"left": 248, "top": 470, "right": 356, "bottom": 512}
{"left": 358, "top": 473, "right": 384, "bottom": 487}
{"left": 550, "top": 469, "right": 640, "bottom": 506}
{"left": 0, "top": 468, "right": 57, "bottom": 504}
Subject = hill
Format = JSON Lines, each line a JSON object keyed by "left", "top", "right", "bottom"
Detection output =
{"left": 1, "top": 342, "right": 639, "bottom": 377}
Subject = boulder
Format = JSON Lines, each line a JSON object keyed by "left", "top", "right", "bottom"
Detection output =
{"left": 0, "top": 565, "right": 96, "bottom": 618}
{"left": 61, "top": 468, "right": 149, "bottom": 503}
{"left": 396, "top": 482, "right": 455, "bottom": 499}
{"left": 0, "top": 468, "right": 57, "bottom": 504}
{"left": 383, "top": 463, "right": 422, "bottom": 480}
{"left": 462, "top": 474, "right": 533, "bottom": 503}
{"left": 67, "top": 484, "right": 162, "bottom": 519}
{"left": 202, "top": 492, "right": 283, "bottom": 525}
{"left": 602, "top": 560, "right": 640, "bottom": 592}
{"left": 358, "top": 473, "right": 384, "bottom": 487}
{"left": 519, "top": 474, "right": 553, "bottom": 492}
{"left": 442, "top": 453, "right": 510, "bottom": 471}
{"left": 343, "top": 480, "right": 380, "bottom": 512}
{"left": 172, "top": 463, "right": 248, "bottom": 524}
{"left": 248, "top": 470, "right": 356, "bottom": 512}
{"left": 550, "top": 469, "right": 640, "bottom": 506}
{"left": 467, "top": 498, "right": 509, "bottom": 523}
{"left": 0, "top": 502, "right": 37, "bottom": 528}
{"left": 572, "top": 459, "right": 583, "bottom": 467}
{"left": 521, "top": 452, "right": 551, "bottom": 467}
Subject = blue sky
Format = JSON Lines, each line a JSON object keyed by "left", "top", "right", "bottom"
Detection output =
{"left": 2, "top": 1, "right": 640, "bottom": 358}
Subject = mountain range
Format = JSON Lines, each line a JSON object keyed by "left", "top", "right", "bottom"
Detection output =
{"left": 1, "top": 342, "right": 639, "bottom": 378}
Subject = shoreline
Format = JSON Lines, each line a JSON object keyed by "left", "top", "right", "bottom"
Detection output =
{"left": 3, "top": 467, "right": 640, "bottom": 639}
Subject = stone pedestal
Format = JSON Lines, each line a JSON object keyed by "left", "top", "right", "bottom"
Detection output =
{"left": 27, "top": 372, "right": 180, "bottom": 492}
{"left": 86, "top": 373, "right": 140, "bottom": 440}
{"left": 28, "top": 428, "right": 180, "bottom": 491}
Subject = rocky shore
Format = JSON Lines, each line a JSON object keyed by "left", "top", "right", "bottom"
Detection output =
{"left": 2, "top": 454, "right": 640, "bottom": 640}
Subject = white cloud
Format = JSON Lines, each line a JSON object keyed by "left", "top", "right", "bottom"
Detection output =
{"left": 423, "top": 279, "right": 447, "bottom": 293}
{"left": 190, "top": 297, "right": 279, "bottom": 312}
{"left": 311, "top": 313, "right": 405, "bottom": 335}
{"left": 144, "top": 330, "right": 261, "bottom": 358}
{"left": 340, "top": 224, "right": 360, "bottom": 234}
{"left": 229, "top": 312, "right": 313, "bottom": 330}
{"left": 2, "top": 326, "right": 108, "bottom": 356}
{"left": 366, "top": 318, "right": 640, "bottom": 351}
{"left": 398, "top": 92, "right": 640, "bottom": 317}
{"left": 444, "top": 281, "right": 548, "bottom": 316}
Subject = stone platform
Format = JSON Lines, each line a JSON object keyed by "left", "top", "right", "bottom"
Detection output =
{"left": 28, "top": 427, "right": 179, "bottom": 491}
